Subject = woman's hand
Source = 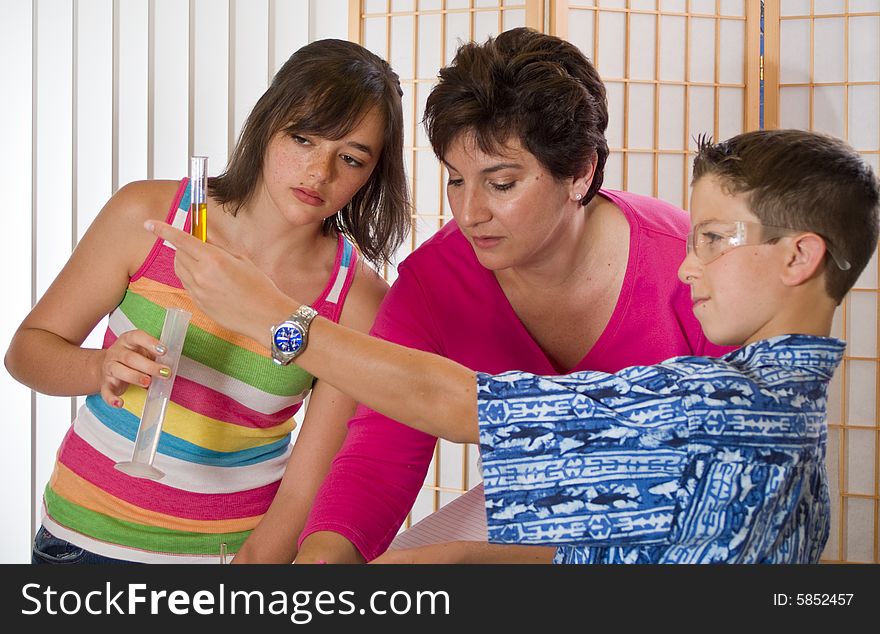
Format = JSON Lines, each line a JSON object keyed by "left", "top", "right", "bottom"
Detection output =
{"left": 145, "top": 221, "right": 296, "bottom": 344}
{"left": 99, "top": 329, "right": 168, "bottom": 408}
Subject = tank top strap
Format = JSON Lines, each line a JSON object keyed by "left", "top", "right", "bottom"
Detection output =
{"left": 313, "top": 234, "right": 360, "bottom": 324}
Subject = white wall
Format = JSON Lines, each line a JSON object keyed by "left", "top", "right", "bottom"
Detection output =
{"left": 0, "top": 0, "right": 349, "bottom": 564}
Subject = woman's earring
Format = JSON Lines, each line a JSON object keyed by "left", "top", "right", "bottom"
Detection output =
{"left": 575, "top": 193, "right": 583, "bottom": 201}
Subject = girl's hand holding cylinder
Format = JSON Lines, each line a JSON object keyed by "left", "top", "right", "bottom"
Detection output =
{"left": 115, "top": 307, "right": 192, "bottom": 480}
{"left": 98, "top": 329, "right": 172, "bottom": 409}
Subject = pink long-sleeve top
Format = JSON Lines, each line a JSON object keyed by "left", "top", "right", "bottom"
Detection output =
{"left": 299, "top": 189, "right": 732, "bottom": 561}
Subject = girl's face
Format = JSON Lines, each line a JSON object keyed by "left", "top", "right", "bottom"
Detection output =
{"left": 261, "top": 106, "right": 386, "bottom": 224}
{"left": 443, "top": 134, "right": 588, "bottom": 272}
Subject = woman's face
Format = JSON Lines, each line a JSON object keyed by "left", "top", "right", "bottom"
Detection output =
{"left": 443, "top": 134, "right": 585, "bottom": 271}
{"left": 260, "top": 106, "right": 386, "bottom": 224}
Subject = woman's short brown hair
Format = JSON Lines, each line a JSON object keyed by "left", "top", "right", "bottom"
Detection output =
{"left": 424, "top": 28, "right": 609, "bottom": 204}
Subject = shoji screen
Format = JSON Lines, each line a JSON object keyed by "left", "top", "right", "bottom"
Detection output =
{"left": 769, "top": 0, "right": 880, "bottom": 564}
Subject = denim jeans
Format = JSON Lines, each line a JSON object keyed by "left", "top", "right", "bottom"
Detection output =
{"left": 31, "top": 526, "right": 135, "bottom": 565}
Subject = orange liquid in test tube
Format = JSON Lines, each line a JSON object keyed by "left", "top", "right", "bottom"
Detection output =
{"left": 190, "top": 156, "right": 208, "bottom": 242}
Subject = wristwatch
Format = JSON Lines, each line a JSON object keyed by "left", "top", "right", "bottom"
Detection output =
{"left": 270, "top": 305, "right": 318, "bottom": 365}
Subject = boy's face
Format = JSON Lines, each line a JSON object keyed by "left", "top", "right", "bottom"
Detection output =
{"left": 678, "top": 175, "right": 786, "bottom": 347}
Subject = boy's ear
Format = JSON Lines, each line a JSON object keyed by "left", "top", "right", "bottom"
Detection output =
{"left": 781, "top": 233, "right": 828, "bottom": 287}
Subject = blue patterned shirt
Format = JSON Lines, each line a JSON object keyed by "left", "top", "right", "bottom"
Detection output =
{"left": 477, "top": 335, "right": 844, "bottom": 564}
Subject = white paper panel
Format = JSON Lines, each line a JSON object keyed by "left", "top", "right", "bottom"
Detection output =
{"left": 627, "top": 83, "right": 655, "bottom": 148}
{"left": 779, "top": 19, "right": 810, "bottom": 84}
{"left": 231, "top": 0, "right": 269, "bottom": 146}
{"left": 502, "top": 8, "right": 525, "bottom": 31}
{"left": 659, "top": 15, "right": 685, "bottom": 81}
{"left": 849, "top": 85, "right": 880, "bottom": 151}
{"left": 364, "top": 15, "right": 388, "bottom": 61}
{"left": 629, "top": 13, "right": 656, "bottom": 81}
{"left": 117, "top": 0, "right": 149, "bottom": 188}
{"left": 815, "top": 0, "right": 846, "bottom": 14}
{"left": 193, "top": 0, "right": 229, "bottom": 173}
{"left": 76, "top": 0, "right": 113, "bottom": 241}
{"left": 626, "top": 152, "right": 654, "bottom": 197}
{"left": 153, "top": 0, "right": 189, "bottom": 179}
{"left": 445, "top": 12, "right": 470, "bottom": 65}
{"left": 717, "top": 86, "right": 744, "bottom": 143}
{"left": 688, "top": 17, "right": 715, "bottom": 83}
{"left": 415, "top": 149, "right": 441, "bottom": 216}
{"left": 813, "top": 18, "right": 846, "bottom": 84}
{"left": 821, "top": 426, "right": 840, "bottom": 559}
{"left": 690, "top": 0, "right": 715, "bottom": 14}
{"left": 779, "top": 86, "right": 810, "bottom": 129}
{"left": 719, "top": 0, "right": 744, "bottom": 17}
{"left": 474, "top": 9, "right": 500, "bottom": 42}
{"left": 33, "top": 0, "right": 77, "bottom": 517}
{"left": 846, "top": 498, "right": 874, "bottom": 562}
{"left": 846, "top": 360, "right": 877, "bottom": 425}
{"left": 597, "top": 10, "right": 626, "bottom": 77}
{"left": 718, "top": 17, "right": 744, "bottom": 84}
{"left": 0, "top": 0, "right": 35, "bottom": 564}
{"left": 630, "top": 0, "right": 656, "bottom": 11}
{"left": 438, "top": 438, "right": 464, "bottom": 490}
{"left": 391, "top": 15, "right": 414, "bottom": 79}
{"left": 688, "top": 85, "right": 715, "bottom": 149}
{"left": 401, "top": 80, "right": 415, "bottom": 153}
{"left": 849, "top": 16, "right": 880, "bottom": 83}
{"left": 780, "top": 0, "right": 811, "bottom": 16}
{"left": 418, "top": 14, "right": 443, "bottom": 79}
{"left": 272, "top": 0, "right": 310, "bottom": 75}
{"left": 604, "top": 81, "right": 626, "bottom": 148}
{"left": 603, "top": 152, "right": 624, "bottom": 190}
{"left": 847, "top": 293, "right": 878, "bottom": 358}
{"left": 847, "top": 429, "right": 876, "bottom": 495}
{"left": 568, "top": 8, "right": 596, "bottom": 61}
{"left": 813, "top": 85, "right": 846, "bottom": 138}
{"left": 658, "top": 84, "right": 685, "bottom": 150}
{"left": 855, "top": 250, "right": 878, "bottom": 290}
{"left": 657, "top": 153, "right": 685, "bottom": 209}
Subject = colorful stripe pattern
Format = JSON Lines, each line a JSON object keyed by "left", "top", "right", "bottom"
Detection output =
{"left": 43, "top": 178, "right": 359, "bottom": 562}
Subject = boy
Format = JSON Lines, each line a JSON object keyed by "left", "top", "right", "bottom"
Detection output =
{"left": 152, "top": 129, "right": 879, "bottom": 563}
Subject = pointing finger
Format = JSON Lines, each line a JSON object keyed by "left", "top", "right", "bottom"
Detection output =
{"left": 145, "top": 220, "right": 203, "bottom": 259}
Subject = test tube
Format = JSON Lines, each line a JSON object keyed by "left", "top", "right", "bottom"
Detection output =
{"left": 190, "top": 156, "right": 208, "bottom": 242}
{"left": 115, "top": 307, "right": 192, "bottom": 480}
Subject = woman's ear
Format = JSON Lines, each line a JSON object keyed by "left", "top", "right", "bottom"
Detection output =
{"left": 780, "top": 233, "right": 828, "bottom": 287}
{"left": 571, "top": 151, "right": 599, "bottom": 201}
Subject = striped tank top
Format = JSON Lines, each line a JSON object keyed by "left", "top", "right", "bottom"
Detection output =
{"left": 41, "top": 178, "right": 360, "bottom": 563}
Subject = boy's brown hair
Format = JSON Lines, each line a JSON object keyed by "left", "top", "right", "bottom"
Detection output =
{"left": 693, "top": 129, "right": 880, "bottom": 303}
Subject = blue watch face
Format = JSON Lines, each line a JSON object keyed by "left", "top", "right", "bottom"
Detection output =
{"left": 273, "top": 325, "right": 304, "bottom": 354}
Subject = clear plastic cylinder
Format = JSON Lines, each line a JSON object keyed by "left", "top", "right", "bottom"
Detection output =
{"left": 114, "top": 307, "right": 192, "bottom": 480}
